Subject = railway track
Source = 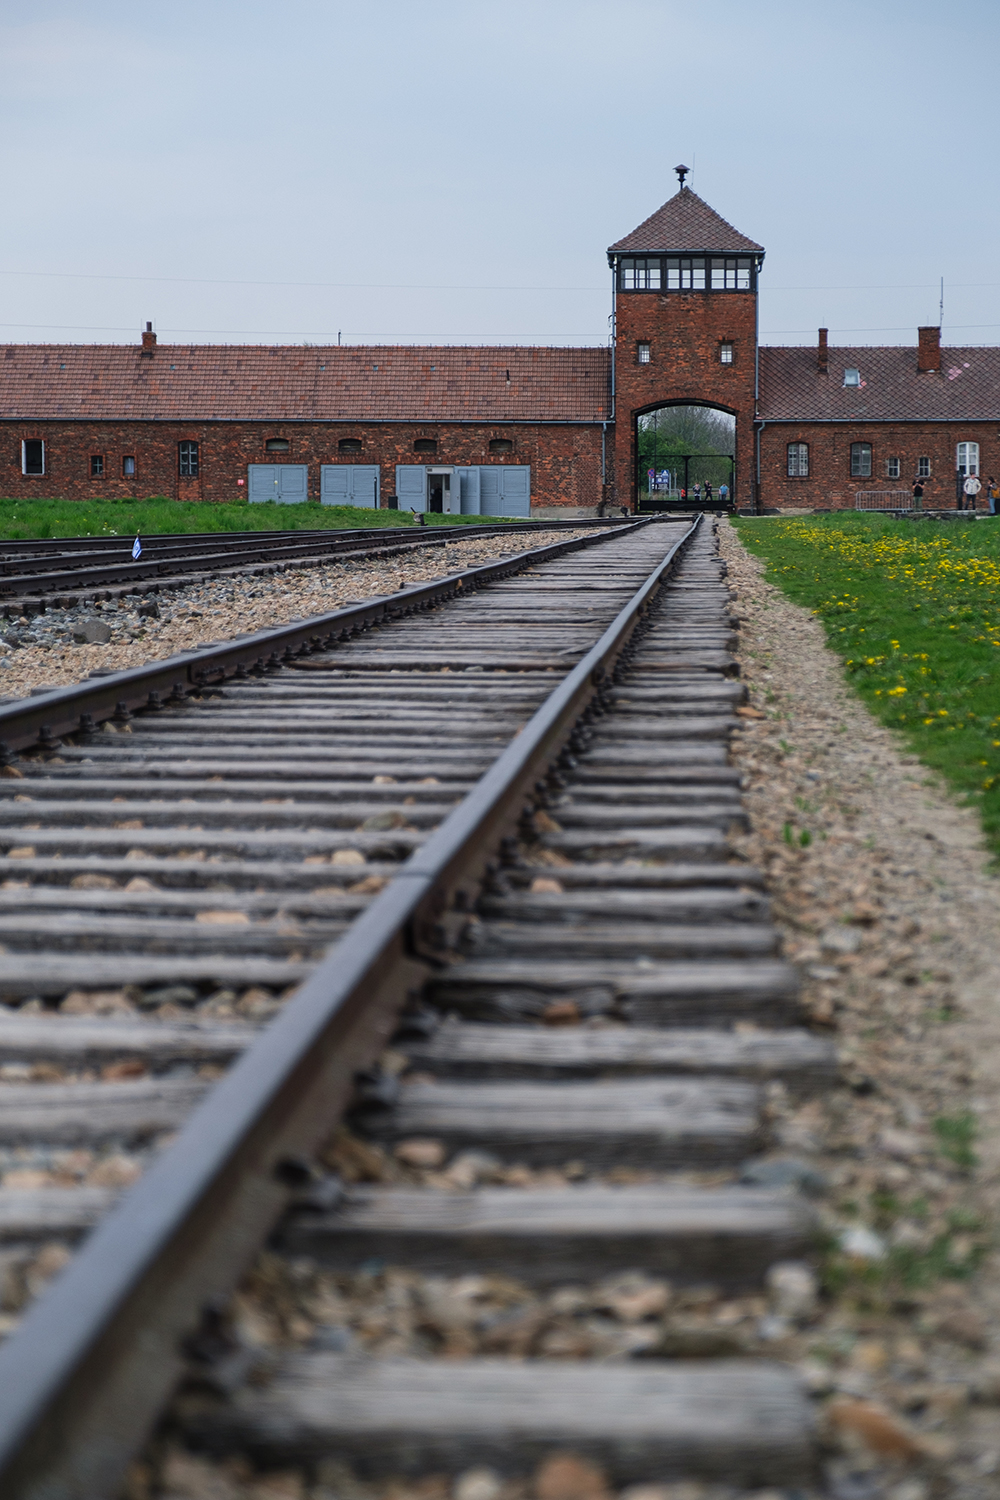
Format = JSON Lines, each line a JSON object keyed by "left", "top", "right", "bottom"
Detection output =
{"left": 0, "top": 514, "right": 835, "bottom": 1497}
{"left": 0, "top": 519, "right": 617, "bottom": 617}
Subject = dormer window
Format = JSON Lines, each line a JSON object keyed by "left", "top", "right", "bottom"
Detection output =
{"left": 843, "top": 368, "right": 861, "bottom": 387}
{"left": 265, "top": 438, "right": 290, "bottom": 452}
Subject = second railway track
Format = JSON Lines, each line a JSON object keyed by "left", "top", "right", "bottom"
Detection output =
{"left": 0, "top": 515, "right": 835, "bottom": 1497}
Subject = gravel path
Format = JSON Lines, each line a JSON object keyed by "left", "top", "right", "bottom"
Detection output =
{"left": 719, "top": 516, "right": 1000, "bottom": 1495}
{"left": 0, "top": 529, "right": 591, "bottom": 703}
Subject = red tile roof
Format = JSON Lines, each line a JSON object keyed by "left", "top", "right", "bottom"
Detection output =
{"left": 0, "top": 344, "right": 610, "bottom": 425}
{"left": 759, "top": 345, "right": 1000, "bottom": 422}
{"left": 608, "top": 189, "right": 764, "bottom": 256}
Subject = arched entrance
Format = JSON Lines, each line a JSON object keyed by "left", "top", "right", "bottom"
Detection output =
{"left": 635, "top": 403, "right": 736, "bottom": 511}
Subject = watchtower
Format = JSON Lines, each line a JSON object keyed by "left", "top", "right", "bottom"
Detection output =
{"left": 607, "top": 169, "right": 764, "bottom": 509}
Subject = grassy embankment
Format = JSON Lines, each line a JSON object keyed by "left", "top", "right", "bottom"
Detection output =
{"left": 0, "top": 497, "right": 517, "bottom": 541}
{"left": 733, "top": 513, "right": 1000, "bottom": 856}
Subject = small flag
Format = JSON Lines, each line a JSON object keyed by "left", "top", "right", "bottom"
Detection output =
{"left": 132, "top": 534, "right": 142, "bottom": 559}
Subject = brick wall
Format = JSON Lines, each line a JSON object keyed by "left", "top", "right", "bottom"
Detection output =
{"left": 758, "top": 422, "right": 1000, "bottom": 510}
{"left": 612, "top": 286, "right": 757, "bottom": 508}
{"left": 0, "top": 421, "right": 607, "bottom": 511}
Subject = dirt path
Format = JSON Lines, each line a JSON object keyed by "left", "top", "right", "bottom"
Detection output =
{"left": 720, "top": 517, "right": 1000, "bottom": 1496}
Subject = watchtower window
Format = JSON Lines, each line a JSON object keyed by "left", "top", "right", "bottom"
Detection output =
{"left": 265, "top": 438, "right": 290, "bottom": 453}
{"left": 178, "top": 440, "right": 199, "bottom": 477}
{"left": 620, "top": 258, "right": 661, "bottom": 291}
{"left": 787, "top": 442, "right": 809, "bottom": 478}
{"left": 414, "top": 438, "right": 437, "bottom": 453}
{"left": 21, "top": 439, "right": 44, "bottom": 476}
{"left": 850, "top": 442, "right": 872, "bottom": 478}
{"left": 489, "top": 438, "right": 513, "bottom": 453}
{"left": 719, "top": 342, "right": 734, "bottom": 365}
{"left": 665, "top": 257, "right": 706, "bottom": 291}
{"left": 338, "top": 438, "right": 363, "bottom": 452}
{"left": 710, "top": 258, "right": 752, "bottom": 290}
{"left": 637, "top": 343, "right": 651, "bottom": 364}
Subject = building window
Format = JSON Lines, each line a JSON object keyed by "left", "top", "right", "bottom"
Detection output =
{"left": 620, "top": 258, "right": 661, "bottom": 291}
{"left": 886, "top": 457, "right": 900, "bottom": 479}
{"left": 178, "top": 440, "right": 199, "bottom": 477}
{"left": 787, "top": 442, "right": 809, "bottom": 478}
{"left": 844, "top": 367, "right": 861, "bottom": 387}
{"left": 710, "top": 257, "right": 752, "bottom": 291}
{"left": 917, "top": 456, "right": 931, "bottom": 478}
{"left": 414, "top": 438, "right": 437, "bottom": 453}
{"left": 637, "top": 342, "right": 651, "bottom": 364}
{"left": 719, "top": 342, "right": 734, "bottom": 365}
{"left": 957, "top": 441, "right": 980, "bottom": 475}
{"left": 21, "top": 439, "right": 44, "bottom": 476}
{"left": 850, "top": 442, "right": 872, "bottom": 478}
{"left": 665, "top": 256, "right": 706, "bottom": 291}
{"left": 90, "top": 455, "right": 104, "bottom": 478}
{"left": 338, "top": 438, "right": 363, "bottom": 453}
{"left": 265, "top": 438, "right": 290, "bottom": 453}
{"left": 489, "top": 438, "right": 513, "bottom": 453}
{"left": 123, "top": 456, "right": 136, "bottom": 478}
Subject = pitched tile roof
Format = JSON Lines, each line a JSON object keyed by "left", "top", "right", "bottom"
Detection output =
{"left": 758, "top": 345, "right": 1000, "bottom": 422}
{"left": 608, "top": 189, "right": 764, "bottom": 256}
{"left": 0, "top": 344, "right": 610, "bottom": 425}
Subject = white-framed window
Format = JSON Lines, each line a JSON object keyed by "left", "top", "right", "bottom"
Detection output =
{"left": 620, "top": 258, "right": 661, "bottom": 291}
{"left": 844, "top": 367, "right": 861, "bottom": 387}
{"left": 886, "top": 457, "right": 900, "bottom": 479}
{"left": 850, "top": 442, "right": 872, "bottom": 478}
{"left": 21, "top": 439, "right": 44, "bottom": 476}
{"left": 787, "top": 442, "right": 809, "bottom": 478}
{"left": 917, "top": 456, "right": 931, "bottom": 478}
{"left": 637, "top": 342, "right": 651, "bottom": 364}
{"left": 665, "top": 256, "right": 707, "bottom": 291}
{"left": 710, "top": 257, "right": 752, "bottom": 290}
{"left": 719, "top": 342, "right": 734, "bottom": 365}
{"left": 957, "top": 441, "right": 980, "bottom": 475}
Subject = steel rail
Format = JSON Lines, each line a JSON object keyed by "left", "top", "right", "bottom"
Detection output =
{"left": 0, "top": 519, "right": 651, "bottom": 760}
{"left": 0, "top": 515, "right": 701, "bottom": 1500}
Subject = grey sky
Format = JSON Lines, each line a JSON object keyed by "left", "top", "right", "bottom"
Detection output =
{"left": 2, "top": 0, "right": 998, "bottom": 351}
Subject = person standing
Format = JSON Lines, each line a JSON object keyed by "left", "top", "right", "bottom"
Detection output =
{"left": 963, "top": 471, "right": 982, "bottom": 511}
{"left": 704, "top": 481, "right": 714, "bottom": 504}
{"left": 988, "top": 476, "right": 1000, "bottom": 516}
{"left": 718, "top": 481, "right": 729, "bottom": 506}
{"left": 692, "top": 481, "right": 702, "bottom": 505}
{"left": 912, "top": 476, "right": 924, "bottom": 511}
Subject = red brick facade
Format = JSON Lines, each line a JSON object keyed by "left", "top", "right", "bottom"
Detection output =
{"left": 0, "top": 418, "right": 604, "bottom": 510}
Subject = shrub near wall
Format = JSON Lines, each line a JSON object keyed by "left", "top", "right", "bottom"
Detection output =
{"left": 734, "top": 513, "right": 1000, "bottom": 853}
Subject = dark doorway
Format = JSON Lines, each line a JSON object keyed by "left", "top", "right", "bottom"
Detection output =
{"left": 636, "top": 405, "right": 735, "bottom": 510}
{"left": 427, "top": 472, "right": 451, "bottom": 513}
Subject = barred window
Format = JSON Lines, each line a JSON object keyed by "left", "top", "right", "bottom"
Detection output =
{"left": 787, "top": 442, "right": 809, "bottom": 478}
{"left": 886, "top": 457, "right": 900, "bottom": 479}
{"left": 620, "top": 258, "right": 661, "bottom": 291}
{"left": 917, "top": 456, "right": 931, "bottom": 478}
{"left": 178, "top": 440, "right": 199, "bottom": 477}
{"left": 90, "top": 454, "right": 104, "bottom": 478}
{"left": 850, "top": 442, "right": 872, "bottom": 478}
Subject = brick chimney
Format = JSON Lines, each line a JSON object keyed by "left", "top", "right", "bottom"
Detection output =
{"left": 140, "top": 321, "right": 156, "bottom": 355}
{"left": 917, "top": 325, "right": 940, "bottom": 373}
{"left": 818, "top": 328, "right": 828, "bottom": 374}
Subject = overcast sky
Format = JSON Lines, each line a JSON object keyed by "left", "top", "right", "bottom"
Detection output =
{"left": 2, "top": 0, "right": 998, "bottom": 351}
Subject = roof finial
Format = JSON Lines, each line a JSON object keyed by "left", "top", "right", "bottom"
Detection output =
{"left": 674, "top": 163, "right": 689, "bottom": 189}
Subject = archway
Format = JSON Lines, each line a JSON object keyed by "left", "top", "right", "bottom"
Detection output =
{"left": 636, "top": 403, "right": 736, "bottom": 510}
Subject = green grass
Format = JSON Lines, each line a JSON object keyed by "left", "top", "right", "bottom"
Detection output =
{"left": 733, "top": 512, "right": 1000, "bottom": 856}
{"left": 0, "top": 496, "right": 519, "bottom": 541}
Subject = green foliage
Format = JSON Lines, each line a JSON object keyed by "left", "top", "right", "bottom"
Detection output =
{"left": 933, "top": 1112, "right": 978, "bottom": 1171}
{"left": 0, "top": 497, "right": 517, "bottom": 541}
{"left": 733, "top": 512, "right": 1000, "bottom": 856}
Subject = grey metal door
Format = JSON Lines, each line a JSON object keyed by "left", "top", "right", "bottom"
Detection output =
{"left": 456, "top": 467, "right": 481, "bottom": 515}
{"left": 480, "top": 465, "right": 530, "bottom": 517}
{"left": 320, "top": 465, "right": 380, "bottom": 507}
{"left": 396, "top": 465, "right": 427, "bottom": 512}
{"left": 247, "top": 464, "right": 309, "bottom": 504}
